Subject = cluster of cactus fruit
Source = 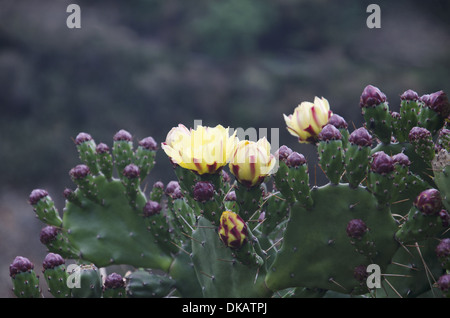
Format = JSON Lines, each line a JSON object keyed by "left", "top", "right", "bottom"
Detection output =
{"left": 10, "top": 85, "right": 450, "bottom": 298}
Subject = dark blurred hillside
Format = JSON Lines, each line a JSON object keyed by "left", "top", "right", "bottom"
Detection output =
{"left": 0, "top": 0, "right": 450, "bottom": 296}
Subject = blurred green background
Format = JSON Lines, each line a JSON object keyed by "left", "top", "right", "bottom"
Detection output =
{"left": 1, "top": 0, "right": 449, "bottom": 297}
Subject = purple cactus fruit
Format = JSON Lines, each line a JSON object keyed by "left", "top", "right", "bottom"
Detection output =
{"left": 436, "top": 238, "right": 450, "bottom": 259}
{"left": 392, "top": 153, "right": 411, "bottom": 167}
{"left": 165, "top": 181, "right": 180, "bottom": 195}
{"left": 96, "top": 143, "right": 110, "bottom": 154}
{"left": 42, "top": 253, "right": 65, "bottom": 270}
{"left": 69, "top": 164, "right": 90, "bottom": 180}
{"left": 153, "top": 181, "right": 164, "bottom": 189}
{"left": 370, "top": 151, "right": 394, "bottom": 174}
{"left": 142, "top": 200, "right": 162, "bottom": 217}
{"left": 113, "top": 129, "right": 132, "bottom": 142}
{"left": 348, "top": 127, "right": 373, "bottom": 147}
{"left": 346, "top": 219, "right": 368, "bottom": 239}
{"left": 221, "top": 170, "right": 231, "bottom": 183}
{"left": 9, "top": 256, "right": 34, "bottom": 278}
{"left": 123, "top": 164, "right": 140, "bottom": 179}
{"left": 29, "top": 189, "right": 49, "bottom": 205}
{"left": 420, "top": 90, "right": 450, "bottom": 118}
{"left": 437, "top": 274, "right": 450, "bottom": 292}
{"left": 439, "top": 209, "right": 450, "bottom": 227}
{"left": 104, "top": 273, "right": 125, "bottom": 289}
{"left": 275, "top": 145, "right": 293, "bottom": 162}
{"left": 225, "top": 191, "right": 237, "bottom": 202}
{"left": 75, "top": 132, "right": 93, "bottom": 145}
{"left": 39, "top": 226, "right": 59, "bottom": 245}
{"left": 360, "top": 85, "right": 387, "bottom": 108}
{"left": 193, "top": 181, "right": 215, "bottom": 202}
{"left": 409, "top": 126, "right": 431, "bottom": 142}
{"left": 328, "top": 114, "right": 348, "bottom": 129}
{"left": 318, "top": 124, "right": 342, "bottom": 141}
{"left": 353, "top": 265, "right": 369, "bottom": 282}
{"left": 139, "top": 137, "right": 158, "bottom": 150}
{"left": 414, "top": 189, "right": 442, "bottom": 216}
{"left": 286, "top": 152, "right": 307, "bottom": 168}
{"left": 400, "top": 89, "right": 419, "bottom": 101}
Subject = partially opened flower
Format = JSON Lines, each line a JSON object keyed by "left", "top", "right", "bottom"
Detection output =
{"left": 229, "top": 137, "right": 276, "bottom": 188}
{"left": 162, "top": 124, "right": 237, "bottom": 175}
{"left": 284, "top": 97, "right": 333, "bottom": 143}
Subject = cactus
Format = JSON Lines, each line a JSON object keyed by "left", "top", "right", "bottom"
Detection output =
{"left": 9, "top": 85, "right": 450, "bottom": 298}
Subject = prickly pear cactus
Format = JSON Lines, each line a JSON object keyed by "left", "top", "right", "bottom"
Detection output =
{"left": 9, "top": 85, "right": 450, "bottom": 298}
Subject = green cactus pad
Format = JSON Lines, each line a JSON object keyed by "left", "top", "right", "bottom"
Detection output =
{"left": 125, "top": 269, "right": 176, "bottom": 298}
{"left": 265, "top": 183, "right": 399, "bottom": 294}
{"left": 63, "top": 175, "right": 172, "bottom": 271}
{"left": 191, "top": 217, "right": 272, "bottom": 298}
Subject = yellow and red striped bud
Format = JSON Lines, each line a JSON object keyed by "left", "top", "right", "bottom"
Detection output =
{"left": 283, "top": 97, "right": 333, "bottom": 144}
{"left": 218, "top": 211, "right": 248, "bottom": 249}
{"left": 229, "top": 137, "right": 276, "bottom": 188}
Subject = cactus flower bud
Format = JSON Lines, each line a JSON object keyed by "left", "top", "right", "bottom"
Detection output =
{"left": 218, "top": 211, "right": 248, "bottom": 249}
{"left": 29, "top": 189, "right": 49, "bottom": 205}
{"left": 328, "top": 114, "right": 348, "bottom": 129}
{"left": 96, "top": 143, "right": 110, "bottom": 154}
{"left": 43, "top": 253, "right": 65, "bottom": 270}
{"left": 139, "top": 136, "right": 158, "bottom": 150}
{"left": 104, "top": 273, "right": 125, "bottom": 290}
{"left": 286, "top": 152, "right": 306, "bottom": 168}
{"left": 39, "top": 226, "right": 59, "bottom": 245}
{"left": 392, "top": 153, "right": 411, "bottom": 167}
{"left": 153, "top": 181, "right": 164, "bottom": 189}
{"left": 123, "top": 164, "right": 140, "bottom": 179}
{"left": 9, "top": 256, "right": 34, "bottom": 278}
{"left": 142, "top": 200, "right": 162, "bottom": 217}
{"left": 421, "top": 90, "right": 450, "bottom": 118}
{"left": 400, "top": 89, "right": 419, "bottom": 101}
{"left": 370, "top": 151, "right": 394, "bottom": 174}
{"left": 229, "top": 138, "right": 276, "bottom": 188}
{"left": 346, "top": 219, "right": 368, "bottom": 239}
{"left": 353, "top": 265, "right": 369, "bottom": 282}
{"left": 437, "top": 274, "right": 450, "bottom": 293}
{"left": 75, "top": 132, "right": 93, "bottom": 145}
{"left": 439, "top": 209, "right": 450, "bottom": 227}
{"left": 409, "top": 126, "right": 431, "bottom": 142}
{"left": 318, "top": 124, "right": 342, "bottom": 141}
{"left": 359, "top": 85, "right": 387, "bottom": 108}
{"left": 221, "top": 170, "right": 231, "bottom": 183}
{"left": 436, "top": 238, "right": 450, "bottom": 259}
{"left": 69, "top": 164, "right": 90, "bottom": 180}
{"left": 284, "top": 97, "right": 333, "bottom": 144}
{"left": 113, "top": 129, "right": 132, "bottom": 142}
{"left": 225, "top": 191, "right": 236, "bottom": 201}
{"left": 165, "top": 181, "right": 180, "bottom": 195}
{"left": 275, "top": 145, "right": 293, "bottom": 162}
{"left": 193, "top": 181, "right": 215, "bottom": 202}
{"left": 348, "top": 127, "right": 372, "bottom": 147}
{"left": 414, "top": 189, "right": 442, "bottom": 216}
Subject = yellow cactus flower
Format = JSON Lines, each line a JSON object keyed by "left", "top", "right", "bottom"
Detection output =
{"left": 218, "top": 211, "right": 248, "bottom": 249}
{"left": 161, "top": 124, "right": 238, "bottom": 175}
{"left": 283, "top": 97, "right": 333, "bottom": 143}
{"left": 229, "top": 137, "right": 276, "bottom": 187}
